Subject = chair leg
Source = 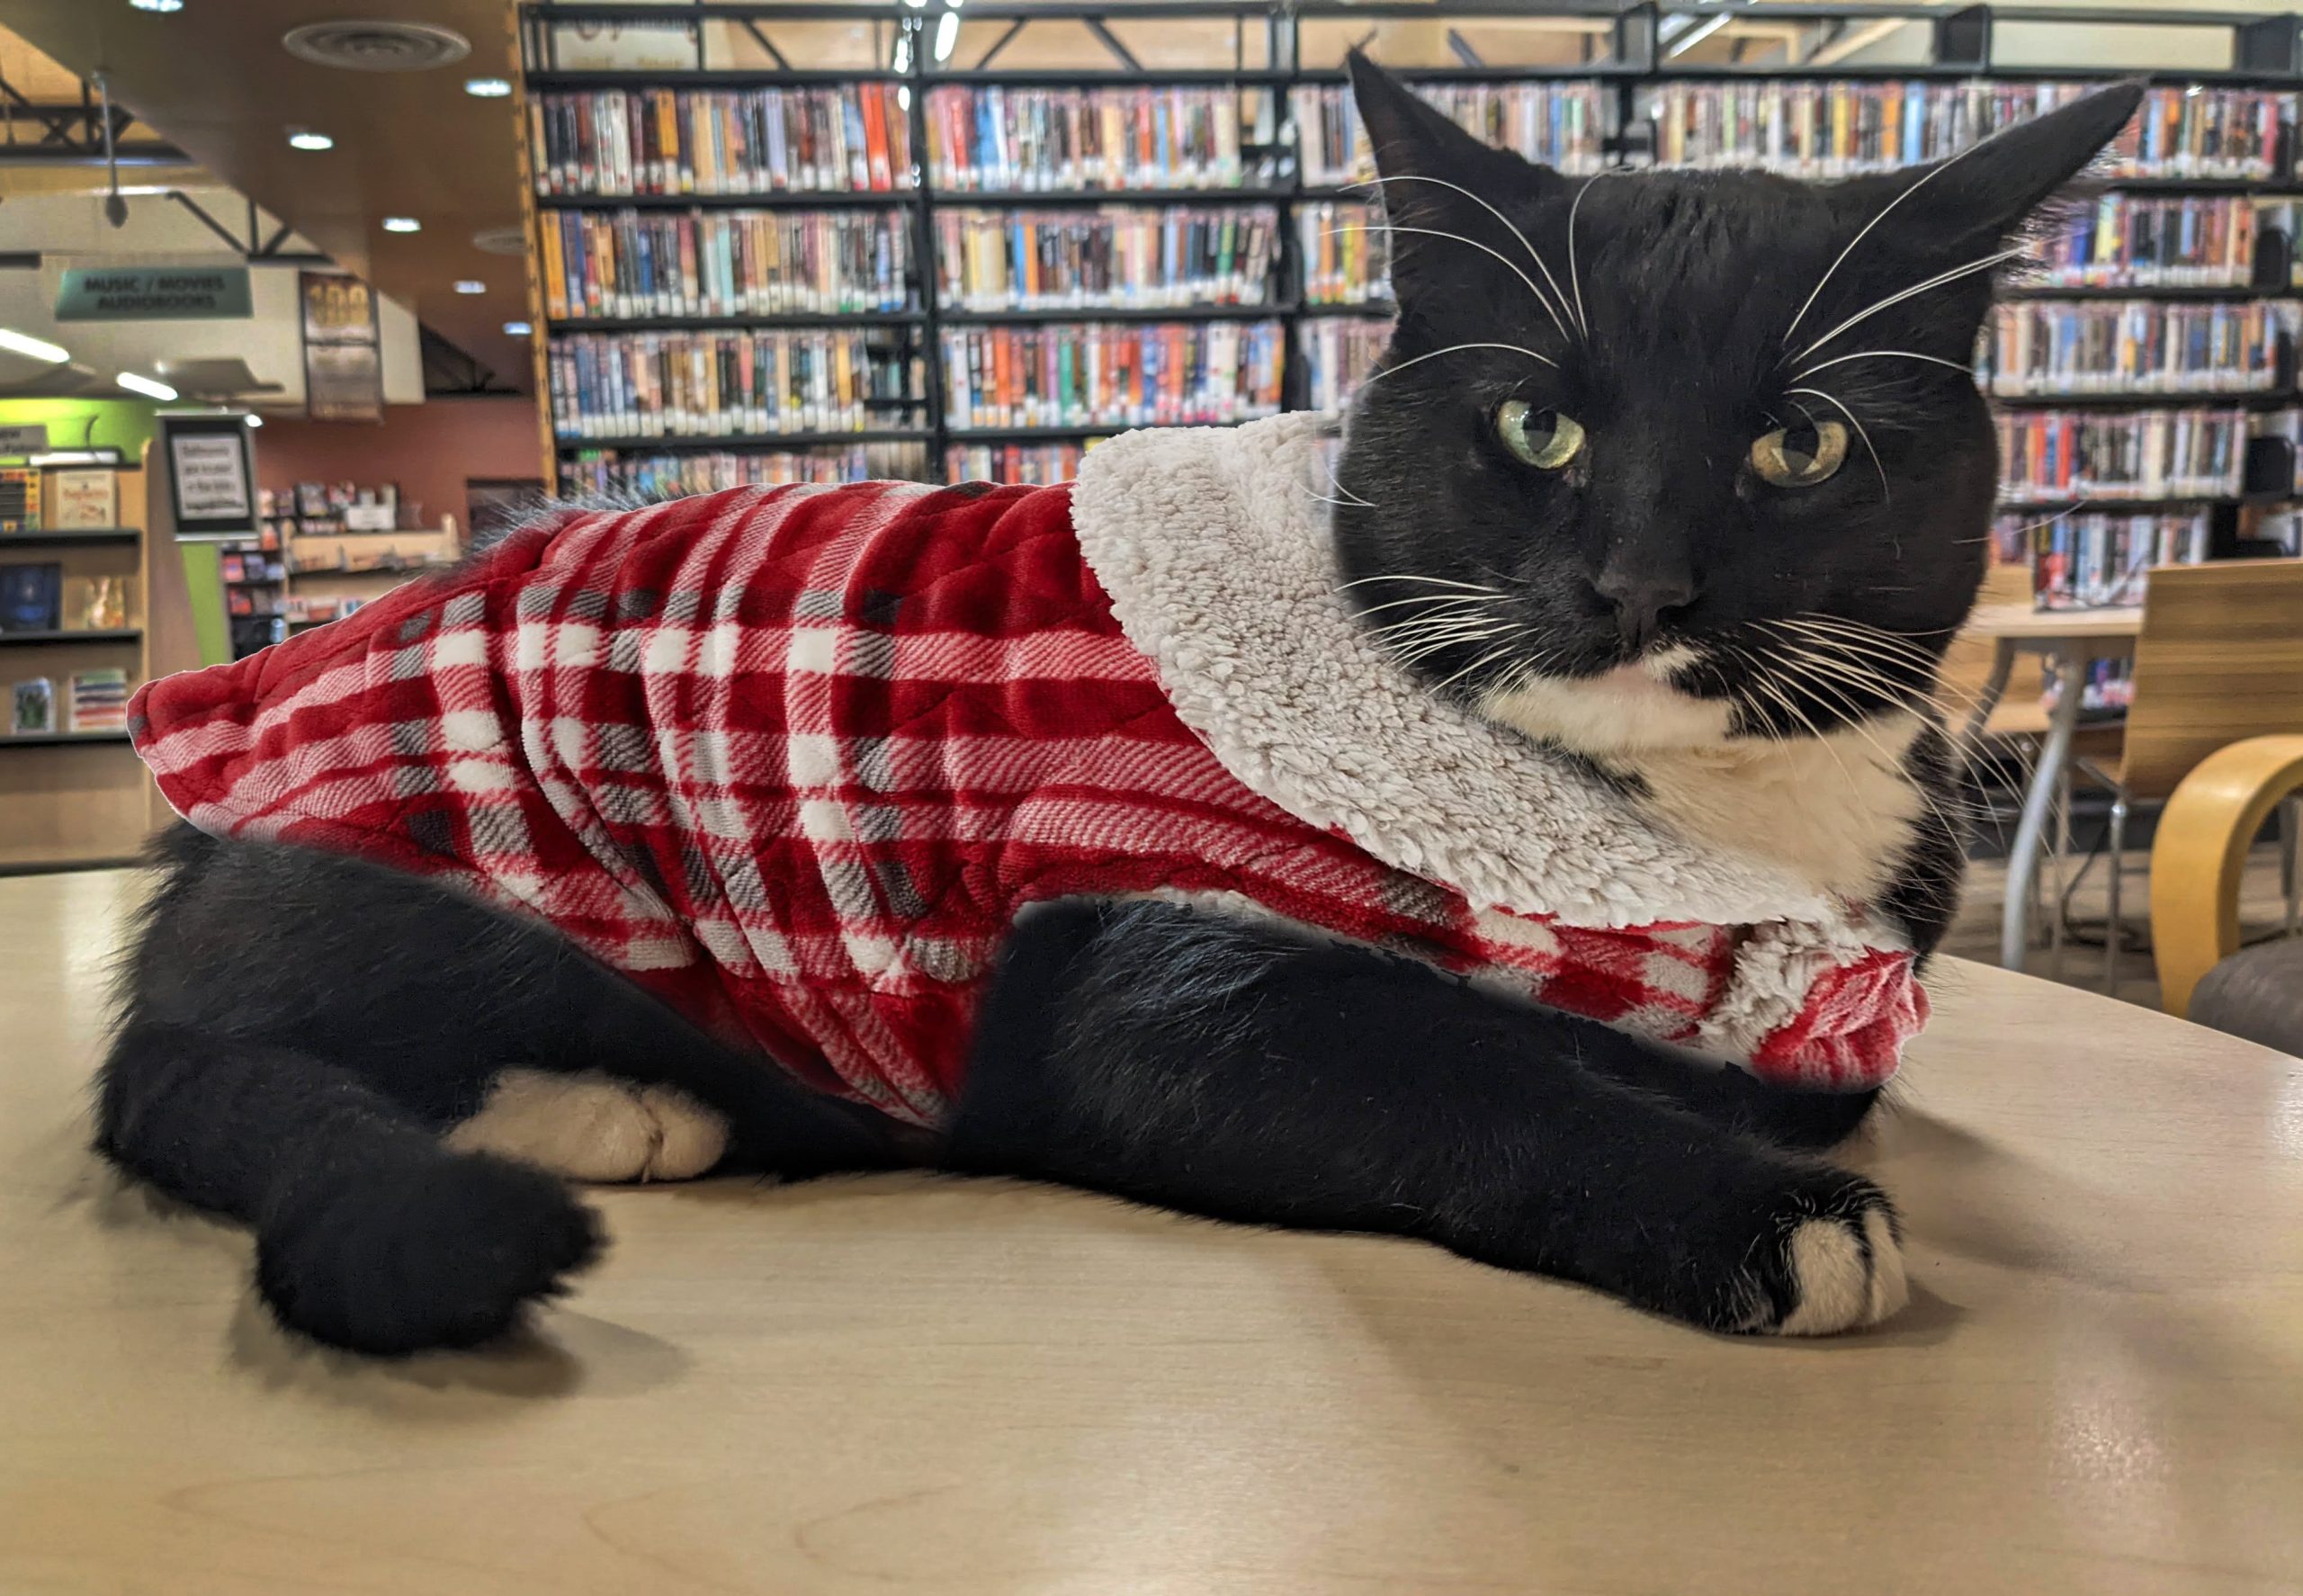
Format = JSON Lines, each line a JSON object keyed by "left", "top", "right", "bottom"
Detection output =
{"left": 2282, "top": 796, "right": 2300, "bottom": 938}
{"left": 2048, "top": 763, "right": 2073, "bottom": 979}
{"left": 2104, "top": 792, "right": 2129, "bottom": 998}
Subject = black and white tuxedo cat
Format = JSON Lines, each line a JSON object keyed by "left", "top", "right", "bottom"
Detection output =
{"left": 94, "top": 60, "right": 2143, "bottom": 1355}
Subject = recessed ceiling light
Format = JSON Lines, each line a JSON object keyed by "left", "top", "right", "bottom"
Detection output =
{"left": 464, "top": 76, "right": 512, "bottom": 98}
{"left": 116, "top": 372, "right": 178, "bottom": 401}
{"left": 0, "top": 328, "right": 70, "bottom": 364}
{"left": 288, "top": 130, "right": 334, "bottom": 151}
{"left": 130, "top": 0, "right": 185, "bottom": 12}
{"left": 503, "top": 320, "right": 533, "bottom": 337}
{"left": 453, "top": 280, "right": 487, "bottom": 294}
{"left": 381, "top": 217, "right": 421, "bottom": 234}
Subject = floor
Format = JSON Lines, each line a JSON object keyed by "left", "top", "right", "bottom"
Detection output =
{"left": 1942, "top": 840, "right": 2296, "bottom": 1011}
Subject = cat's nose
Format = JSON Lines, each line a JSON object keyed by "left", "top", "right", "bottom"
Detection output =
{"left": 1592, "top": 569, "right": 1697, "bottom": 652}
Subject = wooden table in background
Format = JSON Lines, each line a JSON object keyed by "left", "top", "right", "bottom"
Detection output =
{"left": 3, "top": 870, "right": 2299, "bottom": 1595}
{"left": 1958, "top": 602, "right": 2145, "bottom": 969}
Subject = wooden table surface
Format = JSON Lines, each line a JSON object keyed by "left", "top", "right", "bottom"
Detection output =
{"left": 1963, "top": 601, "right": 2146, "bottom": 643}
{"left": 4, "top": 870, "right": 2300, "bottom": 1595}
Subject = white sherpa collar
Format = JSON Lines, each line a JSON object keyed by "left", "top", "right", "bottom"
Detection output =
{"left": 1070, "top": 412, "right": 1852, "bottom": 933}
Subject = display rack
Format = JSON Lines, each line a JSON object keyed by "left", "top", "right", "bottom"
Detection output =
{"left": 0, "top": 458, "right": 156, "bottom": 874}
{"left": 514, "top": 0, "right": 2303, "bottom": 531}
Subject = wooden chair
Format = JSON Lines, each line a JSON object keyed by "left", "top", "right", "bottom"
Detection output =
{"left": 2150, "top": 734, "right": 2303, "bottom": 1024}
{"left": 2092, "top": 561, "right": 2303, "bottom": 994}
{"left": 1937, "top": 562, "right": 2048, "bottom": 734}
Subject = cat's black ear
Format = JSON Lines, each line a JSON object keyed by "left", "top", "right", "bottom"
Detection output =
{"left": 1345, "top": 49, "right": 1565, "bottom": 300}
{"left": 1856, "top": 80, "right": 2145, "bottom": 250}
{"left": 1346, "top": 49, "right": 1512, "bottom": 189}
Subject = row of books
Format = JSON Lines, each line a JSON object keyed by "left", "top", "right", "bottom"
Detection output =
{"left": 0, "top": 561, "right": 132, "bottom": 632}
{"left": 1298, "top": 201, "right": 1388, "bottom": 309}
{"left": 1995, "top": 408, "right": 2254, "bottom": 501}
{"left": 1294, "top": 83, "right": 1612, "bottom": 187}
{"left": 941, "top": 321, "right": 1284, "bottom": 430}
{"left": 541, "top": 209, "right": 915, "bottom": 321}
{"left": 1648, "top": 82, "right": 2290, "bottom": 178}
{"left": 0, "top": 466, "right": 121, "bottom": 533}
{"left": 1978, "top": 300, "right": 2289, "bottom": 396}
{"left": 546, "top": 330, "right": 926, "bottom": 440}
{"left": 1995, "top": 510, "right": 2214, "bottom": 609}
{"left": 1299, "top": 317, "right": 1393, "bottom": 414}
{"left": 945, "top": 443, "right": 1097, "bottom": 485}
{"left": 934, "top": 206, "right": 1281, "bottom": 311}
{"left": 530, "top": 85, "right": 915, "bottom": 199}
{"left": 559, "top": 444, "right": 935, "bottom": 498}
{"left": 2032, "top": 194, "right": 2264, "bottom": 289}
{"left": 922, "top": 85, "right": 1268, "bottom": 194}
{"left": 7, "top": 669, "right": 128, "bottom": 736}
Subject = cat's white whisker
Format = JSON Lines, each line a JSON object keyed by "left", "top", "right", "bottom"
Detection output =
{"left": 1778, "top": 129, "right": 2005, "bottom": 357}
{"left": 1785, "top": 387, "right": 1888, "bottom": 503}
{"left": 1429, "top": 641, "right": 1528, "bottom": 695}
{"left": 1335, "top": 573, "right": 1509, "bottom": 593}
{"left": 1565, "top": 174, "right": 1600, "bottom": 340}
{"left": 1356, "top": 339, "right": 1559, "bottom": 390}
{"left": 1348, "top": 174, "right": 1582, "bottom": 345}
{"left": 1790, "top": 247, "right": 2028, "bottom": 365}
{"left": 1340, "top": 221, "right": 1572, "bottom": 346}
{"left": 1354, "top": 592, "right": 1505, "bottom": 617}
{"left": 1790, "top": 349, "right": 1976, "bottom": 383}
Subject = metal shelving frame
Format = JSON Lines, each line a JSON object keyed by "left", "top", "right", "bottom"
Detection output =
{"left": 516, "top": 0, "right": 2303, "bottom": 485}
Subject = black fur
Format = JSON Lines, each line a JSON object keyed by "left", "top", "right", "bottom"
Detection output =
{"left": 92, "top": 67, "right": 2140, "bottom": 1354}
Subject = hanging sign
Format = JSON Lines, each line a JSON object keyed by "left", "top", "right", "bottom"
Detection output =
{"left": 56, "top": 265, "right": 253, "bottom": 321}
{"left": 300, "top": 271, "right": 384, "bottom": 423}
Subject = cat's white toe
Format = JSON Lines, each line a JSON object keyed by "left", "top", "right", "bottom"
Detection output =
{"left": 638, "top": 1083, "right": 730, "bottom": 1179}
{"left": 1774, "top": 1210, "right": 1906, "bottom": 1335}
{"left": 446, "top": 1069, "right": 728, "bottom": 1183}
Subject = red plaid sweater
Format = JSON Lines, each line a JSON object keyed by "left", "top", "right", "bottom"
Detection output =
{"left": 131, "top": 478, "right": 1923, "bottom": 1127}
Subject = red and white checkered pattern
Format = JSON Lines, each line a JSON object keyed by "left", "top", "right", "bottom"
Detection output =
{"left": 132, "top": 480, "right": 1923, "bottom": 1126}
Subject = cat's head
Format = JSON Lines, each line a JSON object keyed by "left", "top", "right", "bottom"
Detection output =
{"left": 1331, "top": 60, "right": 2142, "bottom": 756}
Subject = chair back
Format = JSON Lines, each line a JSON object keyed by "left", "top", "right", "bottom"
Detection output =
{"left": 1936, "top": 562, "right": 2045, "bottom": 728}
{"left": 2121, "top": 560, "right": 2303, "bottom": 801}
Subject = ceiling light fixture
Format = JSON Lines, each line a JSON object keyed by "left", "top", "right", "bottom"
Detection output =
{"left": 503, "top": 320, "right": 533, "bottom": 336}
{"left": 453, "top": 280, "right": 487, "bottom": 294}
{"left": 130, "top": 0, "right": 185, "bottom": 12}
{"left": 288, "top": 129, "right": 334, "bottom": 151}
{"left": 382, "top": 217, "right": 421, "bottom": 234}
{"left": 282, "top": 21, "right": 470, "bottom": 72}
{"left": 464, "top": 76, "right": 512, "bottom": 98}
{"left": 116, "top": 372, "right": 178, "bottom": 401}
{"left": 0, "top": 328, "right": 71, "bottom": 364}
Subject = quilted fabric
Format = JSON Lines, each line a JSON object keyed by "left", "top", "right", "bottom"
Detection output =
{"left": 131, "top": 471, "right": 1922, "bottom": 1128}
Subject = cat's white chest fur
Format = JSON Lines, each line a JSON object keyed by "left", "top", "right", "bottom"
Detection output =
{"left": 1483, "top": 655, "right": 1925, "bottom": 903}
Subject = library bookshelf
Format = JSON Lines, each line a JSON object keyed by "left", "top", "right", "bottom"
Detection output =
{"left": 0, "top": 460, "right": 156, "bottom": 874}
{"left": 513, "top": 0, "right": 2303, "bottom": 605}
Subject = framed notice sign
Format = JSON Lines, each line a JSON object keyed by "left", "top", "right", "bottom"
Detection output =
{"left": 300, "top": 271, "right": 383, "bottom": 422}
{"left": 164, "top": 416, "right": 257, "bottom": 538}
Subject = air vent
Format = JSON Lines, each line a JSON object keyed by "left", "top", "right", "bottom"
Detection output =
{"left": 471, "top": 226, "right": 527, "bottom": 258}
{"left": 282, "top": 21, "right": 471, "bottom": 72}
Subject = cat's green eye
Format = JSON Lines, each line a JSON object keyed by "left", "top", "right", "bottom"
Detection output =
{"left": 1496, "top": 400, "right": 1584, "bottom": 471}
{"left": 1750, "top": 420, "right": 1850, "bottom": 488}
